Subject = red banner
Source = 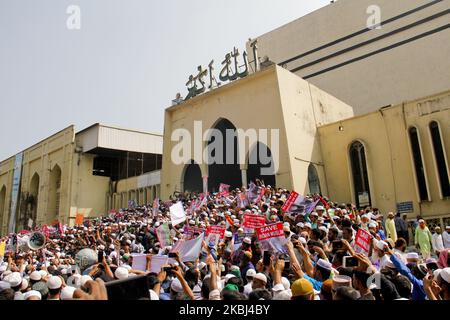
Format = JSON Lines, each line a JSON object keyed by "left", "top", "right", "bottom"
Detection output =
{"left": 281, "top": 192, "right": 299, "bottom": 212}
{"left": 355, "top": 228, "right": 372, "bottom": 254}
{"left": 256, "top": 223, "right": 284, "bottom": 241}
{"left": 243, "top": 214, "right": 266, "bottom": 229}
{"left": 205, "top": 226, "right": 225, "bottom": 239}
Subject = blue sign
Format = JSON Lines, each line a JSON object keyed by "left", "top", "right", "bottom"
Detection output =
{"left": 396, "top": 201, "right": 414, "bottom": 213}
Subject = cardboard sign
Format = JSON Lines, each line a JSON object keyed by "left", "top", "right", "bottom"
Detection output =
{"left": 205, "top": 226, "right": 225, "bottom": 239}
{"left": 355, "top": 228, "right": 372, "bottom": 254}
{"left": 256, "top": 223, "right": 284, "bottom": 241}
{"left": 243, "top": 214, "right": 266, "bottom": 229}
{"left": 281, "top": 192, "right": 300, "bottom": 212}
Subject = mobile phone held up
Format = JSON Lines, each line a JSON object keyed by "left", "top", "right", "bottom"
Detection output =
{"left": 343, "top": 256, "right": 359, "bottom": 268}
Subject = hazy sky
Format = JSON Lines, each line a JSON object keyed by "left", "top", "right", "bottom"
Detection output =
{"left": 0, "top": 0, "right": 330, "bottom": 160}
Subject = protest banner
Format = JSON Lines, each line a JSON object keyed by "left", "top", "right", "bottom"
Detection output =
{"left": 255, "top": 187, "right": 267, "bottom": 204}
{"left": 149, "top": 255, "right": 169, "bottom": 273}
{"left": 281, "top": 192, "right": 300, "bottom": 212}
{"left": 131, "top": 254, "right": 147, "bottom": 271}
{"left": 152, "top": 198, "right": 159, "bottom": 217}
{"left": 176, "top": 233, "right": 204, "bottom": 262}
{"left": 256, "top": 223, "right": 284, "bottom": 241}
{"left": 218, "top": 183, "right": 230, "bottom": 197}
{"left": 355, "top": 228, "right": 372, "bottom": 255}
{"left": 155, "top": 223, "right": 173, "bottom": 248}
{"left": 169, "top": 201, "right": 186, "bottom": 226}
{"left": 203, "top": 176, "right": 208, "bottom": 195}
{"left": 237, "top": 192, "right": 249, "bottom": 208}
{"left": 205, "top": 225, "right": 225, "bottom": 239}
{"left": 243, "top": 214, "right": 266, "bottom": 229}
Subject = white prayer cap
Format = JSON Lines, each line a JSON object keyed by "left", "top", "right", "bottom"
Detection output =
{"left": 224, "top": 274, "right": 236, "bottom": 283}
{"left": 440, "top": 268, "right": 450, "bottom": 284}
{"left": 98, "top": 244, "right": 105, "bottom": 250}
{"left": 296, "top": 222, "right": 304, "bottom": 228}
{"left": 283, "top": 225, "right": 291, "bottom": 232}
{"left": 319, "top": 226, "right": 328, "bottom": 233}
{"left": 304, "top": 222, "right": 312, "bottom": 229}
{"left": 47, "top": 276, "right": 63, "bottom": 290}
{"left": 23, "top": 290, "right": 42, "bottom": 300}
{"left": 418, "top": 219, "right": 425, "bottom": 224}
{"left": 61, "top": 286, "right": 76, "bottom": 300}
{"left": 20, "top": 278, "right": 29, "bottom": 291}
{"left": 80, "top": 275, "right": 93, "bottom": 287}
{"left": 310, "top": 212, "right": 318, "bottom": 217}
{"left": 316, "top": 206, "right": 325, "bottom": 211}
{"left": 433, "top": 269, "right": 442, "bottom": 279}
{"left": 369, "top": 222, "right": 377, "bottom": 229}
{"left": 375, "top": 240, "right": 388, "bottom": 251}
{"left": 246, "top": 269, "right": 256, "bottom": 278}
{"left": 170, "top": 278, "right": 184, "bottom": 293}
{"left": 115, "top": 267, "right": 129, "bottom": 280}
{"left": 317, "top": 259, "right": 332, "bottom": 271}
{"left": 406, "top": 252, "right": 419, "bottom": 260}
{"left": 0, "top": 280, "right": 11, "bottom": 292}
{"left": 39, "top": 270, "right": 48, "bottom": 278}
{"left": 5, "top": 272, "right": 22, "bottom": 287}
{"left": 225, "top": 231, "right": 232, "bottom": 238}
{"left": 243, "top": 237, "right": 252, "bottom": 244}
{"left": 299, "top": 237, "right": 307, "bottom": 245}
{"left": 254, "top": 273, "right": 267, "bottom": 284}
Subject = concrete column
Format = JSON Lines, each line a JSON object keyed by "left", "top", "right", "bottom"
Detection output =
{"left": 241, "top": 169, "right": 248, "bottom": 188}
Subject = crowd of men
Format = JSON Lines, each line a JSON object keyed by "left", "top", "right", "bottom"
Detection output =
{"left": 1, "top": 182, "right": 449, "bottom": 301}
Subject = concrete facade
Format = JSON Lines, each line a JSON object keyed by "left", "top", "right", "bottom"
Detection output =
{"left": 247, "top": 0, "right": 450, "bottom": 115}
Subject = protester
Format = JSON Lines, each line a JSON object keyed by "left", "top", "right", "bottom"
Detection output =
{"left": 0, "top": 184, "right": 449, "bottom": 301}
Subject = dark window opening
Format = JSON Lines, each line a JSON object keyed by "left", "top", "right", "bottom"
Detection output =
{"left": 409, "top": 127, "right": 429, "bottom": 201}
{"left": 429, "top": 121, "right": 450, "bottom": 197}
{"left": 349, "top": 141, "right": 371, "bottom": 208}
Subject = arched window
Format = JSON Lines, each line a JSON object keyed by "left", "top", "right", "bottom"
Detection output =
{"left": 48, "top": 165, "right": 62, "bottom": 224}
{"left": 409, "top": 127, "right": 429, "bottom": 201}
{"left": 429, "top": 121, "right": 450, "bottom": 197}
{"left": 308, "top": 164, "right": 321, "bottom": 195}
{"left": 349, "top": 141, "right": 371, "bottom": 208}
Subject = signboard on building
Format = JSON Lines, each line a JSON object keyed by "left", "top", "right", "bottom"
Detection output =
{"left": 396, "top": 201, "right": 414, "bottom": 214}
{"left": 358, "top": 192, "right": 370, "bottom": 207}
{"left": 8, "top": 152, "right": 23, "bottom": 233}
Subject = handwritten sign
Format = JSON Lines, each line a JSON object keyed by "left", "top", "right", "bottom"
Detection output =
{"left": 256, "top": 223, "right": 284, "bottom": 241}
{"left": 355, "top": 228, "right": 372, "bottom": 255}
{"left": 243, "top": 214, "right": 266, "bottom": 229}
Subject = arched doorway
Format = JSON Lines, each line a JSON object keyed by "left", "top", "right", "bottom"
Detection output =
{"left": 48, "top": 165, "right": 61, "bottom": 224}
{"left": 26, "top": 173, "right": 40, "bottom": 229}
{"left": 207, "top": 118, "right": 242, "bottom": 192}
{"left": 349, "top": 141, "right": 371, "bottom": 208}
{"left": 183, "top": 160, "right": 203, "bottom": 193}
{"left": 0, "top": 186, "right": 6, "bottom": 233}
{"left": 247, "top": 142, "right": 276, "bottom": 187}
{"left": 308, "top": 164, "right": 321, "bottom": 195}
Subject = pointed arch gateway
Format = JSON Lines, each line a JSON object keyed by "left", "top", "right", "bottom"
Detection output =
{"left": 207, "top": 118, "right": 242, "bottom": 192}
{"left": 349, "top": 141, "right": 371, "bottom": 208}
{"left": 25, "top": 173, "right": 40, "bottom": 229}
{"left": 47, "top": 164, "right": 62, "bottom": 224}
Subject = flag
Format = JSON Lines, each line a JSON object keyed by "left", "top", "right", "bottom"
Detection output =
{"left": 255, "top": 187, "right": 267, "bottom": 204}
{"left": 218, "top": 183, "right": 230, "bottom": 197}
{"left": 170, "top": 202, "right": 186, "bottom": 226}
{"left": 318, "top": 195, "right": 331, "bottom": 210}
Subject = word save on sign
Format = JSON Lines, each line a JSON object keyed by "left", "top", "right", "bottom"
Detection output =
{"left": 256, "top": 223, "right": 284, "bottom": 241}
{"left": 243, "top": 214, "right": 266, "bottom": 229}
{"left": 281, "top": 191, "right": 300, "bottom": 212}
{"left": 355, "top": 228, "right": 372, "bottom": 254}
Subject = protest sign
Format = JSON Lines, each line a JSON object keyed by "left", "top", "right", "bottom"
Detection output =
{"left": 149, "top": 255, "right": 169, "bottom": 273}
{"left": 281, "top": 192, "right": 300, "bottom": 212}
{"left": 177, "top": 233, "right": 204, "bottom": 262}
{"left": 205, "top": 226, "right": 225, "bottom": 239}
{"left": 218, "top": 183, "right": 230, "bottom": 197}
{"left": 237, "top": 192, "right": 249, "bottom": 208}
{"left": 131, "top": 254, "right": 147, "bottom": 271}
{"left": 170, "top": 202, "right": 186, "bottom": 226}
{"left": 256, "top": 223, "right": 284, "bottom": 241}
{"left": 243, "top": 214, "right": 266, "bottom": 229}
{"left": 256, "top": 223, "right": 287, "bottom": 253}
{"left": 152, "top": 198, "right": 159, "bottom": 217}
{"left": 355, "top": 228, "right": 372, "bottom": 255}
{"left": 155, "top": 223, "right": 173, "bottom": 248}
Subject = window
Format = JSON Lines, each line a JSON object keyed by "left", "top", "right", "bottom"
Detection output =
{"left": 308, "top": 164, "right": 321, "bottom": 194}
{"left": 429, "top": 121, "right": 450, "bottom": 197}
{"left": 409, "top": 127, "right": 429, "bottom": 201}
{"left": 349, "top": 141, "right": 371, "bottom": 208}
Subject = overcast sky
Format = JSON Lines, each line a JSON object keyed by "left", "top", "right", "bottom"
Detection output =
{"left": 0, "top": 0, "right": 330, "bottom": 160}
